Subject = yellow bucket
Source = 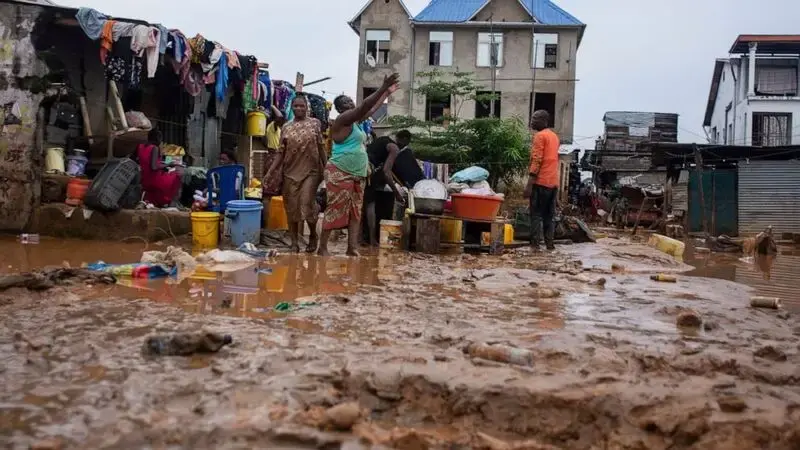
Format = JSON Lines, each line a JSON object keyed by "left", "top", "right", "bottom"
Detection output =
{"left": 246, "top": 111, "right": 267, "bottom": 136}
{"left": 191, "top": 211, "right": 221, "bottom": 248}
{"left": 440, "top": 218, "right": 462, "bottom": 243}
{"left": 267, "top": 196, "right": 289, "bottom": 231}
{"left": 647, "top": 233, "right": 685, "bottom": 261}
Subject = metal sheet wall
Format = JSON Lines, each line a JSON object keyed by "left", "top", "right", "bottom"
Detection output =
{"left": 672, "top": 170, "right": 689, "bottom": 212}
{"left": 738, "top": 160, "right": 800, "bottom": 236}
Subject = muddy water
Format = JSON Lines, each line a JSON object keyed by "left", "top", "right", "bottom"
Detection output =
{"left": 2, "top": 236, "right": 800, "bottom": 448}
{"left": 684, "top": 243, "right": 800, "bottom": 308}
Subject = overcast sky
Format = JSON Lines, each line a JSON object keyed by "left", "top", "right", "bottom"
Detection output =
{"left": 56, "top": 0, "right": 800, "bottom": 147}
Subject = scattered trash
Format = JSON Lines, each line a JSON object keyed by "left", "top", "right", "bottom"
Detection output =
{"left": 676, "top": 310, "right": 702, "bottom": 328}
{"left": 750, "top": 296, "right": 781, "bottom": 309}
{"left": 324, "top": 402, "right": 362, "bottom": 431}
{"left": 273, "top": 301, "right": 319, "bottom": 312}
{"left": 256, "top": 268, "right": 273, "bottom": 275}
{"left": 650, "top": 274, "right": 677, "bottom": 283}
{"left": 196, "top": 249, "right": 255, "bottom": 265}
{"left": 18, "top": 233, "right": 40, "bottom": 244}
{"left": 466, "top": 343, "right": 533, "bottom": 367}
{"left": 86, "top": 262, "right": 175, "bottom": 279}
{"left": 236, "top": 242, "right": 276, "bottom": 259}
{"left": 142, "top": 332, "right": 232, "bottom": 356}
{"left": 141, "top": 246, "right": 196, "bottom": 274}
{"left": 0, "top": 267, "right": 116, "bottom": 291}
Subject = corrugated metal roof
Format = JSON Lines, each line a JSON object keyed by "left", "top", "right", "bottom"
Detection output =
{"left": 413, "top": 0, "right": 582, "bottom": 26}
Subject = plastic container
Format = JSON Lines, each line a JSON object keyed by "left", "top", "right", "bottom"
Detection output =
{"left": 379, "top": 220, "right": 403, "bottom": 249}
{"left": 751, "top": 296, "right": 781, "bottom": 309}
{"left": 45, "top": 147, "right": 65, "bottom": 173}
{"left": 440, "top": 218, "right": 462, "bottom": 243}
{"left": 504, "top": 224, "right": 514, "bottom": 245}
{"left": 192, "top": 211, "right": 221, "bottom": 248}
{"left": 65, "top": 178, "right": 91, "bottom": 206}
{"left": 225, "top": 200, "right": 264, "bottom": 247}
{"left": 467, "top": 343, "right": 533, "bottom": 366}
{"left": 207, "top": 164, "right": 245, "bottom": 213}
{"left": 647, "top": 233, "right": 685, "bottom": 261}
{"left": 66, "top": 155, "right": 88, "bottom": 177}
{"left": 84, "top": 158, "right": 140, "bottom": 212}
{"left": 246, "top": 111, "right": 267, "bottom": 136}
{"left": 450, "top": 193, "right": 503, "bottom": 221}
{"left": 267, "top": 196, "right": 289, "bottom": 231}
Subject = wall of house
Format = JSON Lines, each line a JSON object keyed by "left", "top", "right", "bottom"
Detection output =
{"left": 707, "top": 61, "right": 737, "bottom": 144}
{"left": 408, "top": 24, "right": 579, "bottom": 143}
{"left": 472, "top": 0, "right": 533, "bottom": 22}
{"left": 712, "top": 56, "right": 800, "bottom": 146}
{"left": 0, "top": 2, "right": 49, "bottom": 231}
{"left": 355, "top": 0, "right": 413, "bottom": 118}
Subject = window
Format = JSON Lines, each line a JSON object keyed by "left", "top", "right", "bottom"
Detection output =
{"left": 425, "top": 93, "right": 451, "bottom": 122}
{"left": 533, "top": 33, "right": 558, "bottom": 69}
{"left": 710, "top": 126, "right": 718, "bottom": 144}
{"left": 530, "top": 92, "right": 556, "bottom": 128}
{"left": 475, "top": 91, "right": 501, "bottom": 118}
{"left": 755, "top": 62, "right": 798, "bottom": 96}
{"left": 429, "top": 31, "right": 453, "bottom": 66}
{"left": 365, "top": 30, "right": 391, "bottom": 66}
{"left": 752, "top": 112, "right": 791, "bottom": 146}
{"left": 477, "top": 33, "right": 503, "bottom": 67}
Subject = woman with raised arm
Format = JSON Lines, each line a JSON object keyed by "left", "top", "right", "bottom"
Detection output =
{"left": 317, "top": 73, "right": 399, "bottom": 256}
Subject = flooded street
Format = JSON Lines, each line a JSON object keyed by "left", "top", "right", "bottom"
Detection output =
{"left": 2, "top": 236, "right": 800, "bottom": 449}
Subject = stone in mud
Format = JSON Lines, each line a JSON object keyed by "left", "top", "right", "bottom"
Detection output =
{"left": 754, "top": 345, "right": 788, "bottom": 362}
{"left": 324, "top": 402, "right": 362, "bottom": 430}
{"left": 593, "top": 277, "right": 607, "bottom": 287}
{"left": 676, "top": 310, "right": 702, "bottom": 328}
{"left": 142, "top": 332, "right": 233, "bottom": 356}
{"left": 532, "top": 288, "right": 561, "bottom": 299}
{"left": 703, "top": 320, "right": 719, "bottom": 332}
{"left": 717, "top": 395, "right": 748, "bottom": 413}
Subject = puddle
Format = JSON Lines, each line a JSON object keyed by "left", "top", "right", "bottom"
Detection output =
{"left": 684, "top": 243, "right": 800, "bottom": 308}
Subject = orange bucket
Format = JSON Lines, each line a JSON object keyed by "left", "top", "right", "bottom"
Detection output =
{"left": 65, "top": 178, "right": 91, "bottom": 206}
{"left": 450, "top": 193, "right": 503, "bottom": 221}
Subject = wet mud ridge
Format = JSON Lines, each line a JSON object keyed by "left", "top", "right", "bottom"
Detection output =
{"left": 2, "top": 240, "right": 800, "bottom": 449}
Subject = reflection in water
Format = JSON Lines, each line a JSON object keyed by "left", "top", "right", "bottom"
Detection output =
{"left": 685, "top": 243, "right": 800, "bottom": 308}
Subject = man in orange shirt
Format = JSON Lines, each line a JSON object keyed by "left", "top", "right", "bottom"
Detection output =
{"left": 524, "top": 110, "right": 560, "bottom": 250}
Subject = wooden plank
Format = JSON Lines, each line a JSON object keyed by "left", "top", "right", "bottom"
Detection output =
{"left": 489, "top": 221, "right": 504, "bottom": 255}
{"left": 415, "top": 218, "right": 441, "bottom": 254}
{"left": 411, "top": 213, "right": 508, "bottom": 225}
{"left": 401, "top": 214, "right": 412, "bottom": 251}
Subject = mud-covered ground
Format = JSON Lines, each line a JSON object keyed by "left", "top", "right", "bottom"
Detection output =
{"left": 2, "top": 237, "right": 800, "bottom": 449}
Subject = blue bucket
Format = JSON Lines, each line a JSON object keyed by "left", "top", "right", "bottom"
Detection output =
{"left": 224, "top": 200, "right": 263, "bottom": 247}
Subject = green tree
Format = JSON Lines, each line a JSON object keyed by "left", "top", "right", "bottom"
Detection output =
{"left": 387, "top": 70, "right": 529, "bottom": 189}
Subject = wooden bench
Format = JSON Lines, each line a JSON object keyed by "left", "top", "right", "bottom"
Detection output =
{"left": 400, "top": 213, "right": 509, "bottom": 255}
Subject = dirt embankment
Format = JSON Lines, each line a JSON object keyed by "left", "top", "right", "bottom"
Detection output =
{"left": 2, "top": 240, "right": 800, "bottom": 449}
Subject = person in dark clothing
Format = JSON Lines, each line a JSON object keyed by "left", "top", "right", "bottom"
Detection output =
{"left": 364, "top": 130, "right": 412, "bottom": 246}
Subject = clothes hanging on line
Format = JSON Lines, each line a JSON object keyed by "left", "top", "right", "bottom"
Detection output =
{"left": 418, "top": 161, "right": 449, "bottom": 184}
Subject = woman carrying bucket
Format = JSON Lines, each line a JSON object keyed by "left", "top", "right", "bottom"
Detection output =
{"left": 263, "top": 95, "right": 327, "bottom": 253}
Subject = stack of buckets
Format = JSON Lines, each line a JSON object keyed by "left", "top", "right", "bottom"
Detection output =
{"left": 191, "top": 200, "right": 264, "bottom": 248}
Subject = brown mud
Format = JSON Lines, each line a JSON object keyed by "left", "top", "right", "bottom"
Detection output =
{"left": 1, "top": 236, "right": 800, "bottom": 449}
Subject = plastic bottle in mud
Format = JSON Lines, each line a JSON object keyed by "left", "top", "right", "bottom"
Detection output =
{"left": 650, "top": 274, "right": 677, "bottom": 283}
{"left": 467, "top": 343, "right": 534, "bottom": 366}
{"left": 143, "top": 332, "right": 233, "bottom": 356}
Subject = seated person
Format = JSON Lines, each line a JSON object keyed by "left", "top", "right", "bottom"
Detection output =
{"left": 134, "top": 129, "right": 183, "bottom": 207}
{"left": 218, "top": 148, "right": 238, "bottom": 166}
